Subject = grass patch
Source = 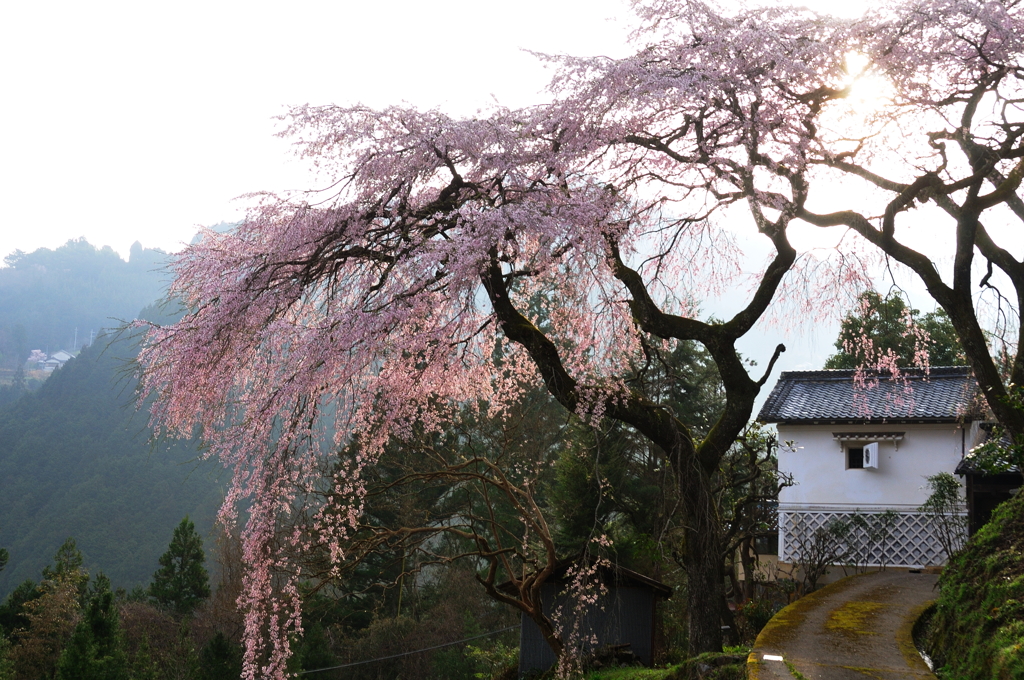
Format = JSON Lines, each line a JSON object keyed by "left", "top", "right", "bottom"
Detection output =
{"left": 585, "top": 667, "right": 678, "bottom": 679}
{"left": 784, "top": 659, "right": 807, "bottom": 679}
{"left": 585, "top": 651, "right": 748, "bottom": 680}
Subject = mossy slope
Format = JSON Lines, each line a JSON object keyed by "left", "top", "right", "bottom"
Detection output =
{"left": 926, "top": 492, "right": 1024, "bottom": 678}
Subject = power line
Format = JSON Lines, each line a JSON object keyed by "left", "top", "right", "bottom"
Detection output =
{"left": 296, "top": 624, "right": 520, "bottom": 675}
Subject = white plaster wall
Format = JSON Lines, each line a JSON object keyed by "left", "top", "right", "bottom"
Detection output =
{"left": 777, "top": 422, "right": 977, "bottom": 510}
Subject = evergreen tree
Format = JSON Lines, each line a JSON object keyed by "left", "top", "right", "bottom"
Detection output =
{"left": 43, "top": 537, "right": 85, "bottom": 580}
{"left": 54, "top": 583, "right": 129, "bottom": 680}
{"left": 0, "top": 630, "right": 13, "bottom": 680}
{"left": 149, "top": 518, "right": 210, "bottom": 617}
{"left": 43, "top": 537, "right": 89, "bottom": 603}
{"left": 0, "top": 580, "right": 38, "bottom": 635}
{"left": 128, "top": 635, "right": 159, "bottom": 680}
{"left": 199, "top": 632, "right": 243, "bottom": 680}
{"left": 825, "top": 291, "right": 967, "bottom": 369}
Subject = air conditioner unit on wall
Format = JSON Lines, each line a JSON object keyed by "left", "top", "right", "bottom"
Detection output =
{"left": 863, "top": 442, "right": 879, "bottom": 469}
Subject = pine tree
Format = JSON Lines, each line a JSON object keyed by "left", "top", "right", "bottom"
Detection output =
{"left": 149, "top": 517, "right": 211, "bottom": 617}
{"left": 43, "top": 537, "right": 84, "bottom": 580}
{"left": 55, "top": 585, "right": 129, "bottom": 680}
{"left": 43, "top": 537, "right": 89, "bottom": 602}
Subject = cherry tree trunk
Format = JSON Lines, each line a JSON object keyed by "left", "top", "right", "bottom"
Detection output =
{"left": 681, "top": 469, "right": 725, "bottom": 655}
{"left": 530, "top": 607, "right": 565, "bottom": 661}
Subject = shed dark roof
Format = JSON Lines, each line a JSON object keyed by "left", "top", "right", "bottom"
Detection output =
{"left": 955, "top": 425, "right": 1016, "bottom": 475}
{"left": 758, "top": 367, "right": 981, "bottom": 424}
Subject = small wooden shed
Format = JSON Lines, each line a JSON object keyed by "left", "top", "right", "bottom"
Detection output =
{"left": 955, "top": 454, "right": 1022, "bottom": 535}
{"left": 510, "top": 559, "right": 671, "bottom": 678}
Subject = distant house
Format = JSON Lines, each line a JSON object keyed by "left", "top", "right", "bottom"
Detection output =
{"left": 41, "top": 350, "right": 74, "bottom": 372}
{"left": 758, "top": 367, "right": 983, "bottom": 569}
{"left": 506, "top": 560, "right": 671, "bottom": 678}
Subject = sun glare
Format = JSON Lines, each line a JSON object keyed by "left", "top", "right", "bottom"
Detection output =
{"left": 842, "top": 51, "right": 895, "bottom": 117}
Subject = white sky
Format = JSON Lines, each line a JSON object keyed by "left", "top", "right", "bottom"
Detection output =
{"left": 0, "top": 0, "right": 891, "bottom": 373}
{"left": 0, "top": 0, "right": 639, "bottom": 260}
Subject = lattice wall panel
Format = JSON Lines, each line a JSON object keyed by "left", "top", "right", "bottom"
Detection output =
{"left": 779, "top": 510, "right": 965, "bottom": 568}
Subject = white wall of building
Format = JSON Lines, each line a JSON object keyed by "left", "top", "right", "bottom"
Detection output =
{"left": 777, "top": 422, "right": 978, "bottom": 510}
{"left": 775, "top": 421, "right": 979, "bottom": 568}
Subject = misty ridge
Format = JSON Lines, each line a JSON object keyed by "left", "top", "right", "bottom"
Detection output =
{"left": 0, "top": 237, "right": 223, "bottom": 598}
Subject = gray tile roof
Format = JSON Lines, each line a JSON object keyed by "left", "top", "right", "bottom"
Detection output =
{"left": 758, "top": 367, "right": 981, "bottom": 423}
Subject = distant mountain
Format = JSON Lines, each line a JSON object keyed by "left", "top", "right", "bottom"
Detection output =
{"left": 0, "top": 308, "right": 224, "bottom": 598}
{"left": 0, "top": 238, "right": 169, "bottom": 368}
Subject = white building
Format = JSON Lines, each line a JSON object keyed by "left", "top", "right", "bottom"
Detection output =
{"left": 40, "top": 350, "right": 75, "bottom": 372}
{"left": 758, "top": 367, "right": 982, "bottom": 569}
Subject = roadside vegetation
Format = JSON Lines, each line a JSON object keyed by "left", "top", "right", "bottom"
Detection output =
{"left": 925, "top": 491, "right": 1024, "bottom": 678}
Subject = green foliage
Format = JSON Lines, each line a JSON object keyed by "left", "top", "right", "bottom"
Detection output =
{"left": 547, "top": 339, "right": 726, "bottom": 566}
{"left": 149, "top": 518, "right": 210, "bottom": 617}
{"left": 926, "top": 491, "right": 1024, "bottom": 678}
{"left": 0, "top": 580, "right": 39, "bottom": 635}
{"left": 548, "top": 423, "right": 633, "bottom": 558}
{"left": 660, "top": 652, "right": 746, "bottom": 680}
{"left": 55, "top": 585, "right": 130, "bottom": 680}
{"left": 431, "top": 646, "right": 478, "bottom": 680}
{"left": 0, "top": 362, "right": 33, "bottom": 410}
{"left": 0, "top": 331, "right": 222, "bottom": 599}
{"left": 0, "top": 630, "right": 13, "bottom": 680}
{"left": 10, "top": 573, "right": 81, "bottom": 680}
{"left": 287, "top": 622, "right": 336, "bottom": 675}
{"left": 466, "top": 640, "right": 518, "bottom": 679}
{"left": 128, "top": 635, "right": 159, "bottom": 680}
{"left": 824, "top": 291, "right": 966, "bottom": 369}
{"left": 318, "top": 566, "right": 518, "bottom": 680}
{"left": 962, "top": 384, "right": 1024, "bottom": 475}
{"left": 44, "top": 537, "right": 90, "bottom": 602}
{"left": 198, "top": 632, "right": 242, "bottom": 680}
{"left": 918, "top": 472, "right": 968, "bottom": 562}
{"left": 585, "top": 668, "right": 677, "bottom": 680}
{"left": 735, "top": 598, "right": 781, "bottom": 641}
{"left": 167, "top": 621, "right": 202, "bottom": 680}
{"left": 628, "top": 339, "right": 724, "bottom": 438}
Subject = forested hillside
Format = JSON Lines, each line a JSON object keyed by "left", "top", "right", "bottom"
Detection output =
{"left": 0, "top": 322, "right": 223, "bottom": 598}
{"left": 0, "top": 238, "right": 168, "bottom": 369}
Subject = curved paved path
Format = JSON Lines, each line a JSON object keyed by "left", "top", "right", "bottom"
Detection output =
{"left": 747, "top": 570, "right": 938, "bottom": 680}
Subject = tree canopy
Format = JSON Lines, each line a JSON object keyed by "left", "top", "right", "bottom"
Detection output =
{"left": 136, "top": 1, "right": 1024, "bottom": 676}
{"left": 149, "top": 518, "right": 210, "bottom": 618}
{"left": 0, "top": 326, "right": 221, "bottom": 598}
{"left": 825, "top": 291, "right": 968, "bottom": 369}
